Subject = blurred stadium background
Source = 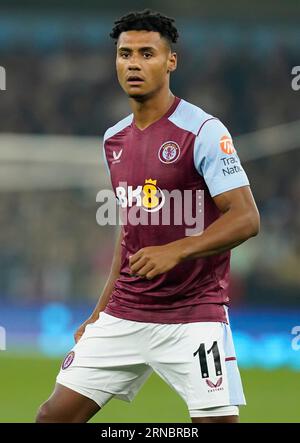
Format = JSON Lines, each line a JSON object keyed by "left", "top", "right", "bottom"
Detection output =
{"left": 0, "top": 0, "right": 300, "bottom": 423}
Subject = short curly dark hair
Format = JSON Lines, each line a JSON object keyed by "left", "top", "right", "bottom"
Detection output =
{"left": 110, "top": 9, "right": 179, "bottom": 47}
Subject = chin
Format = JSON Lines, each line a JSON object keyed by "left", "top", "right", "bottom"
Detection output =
{"left": 127, "top": 89, "right": 153, "bottom": 102}
{"left": 128, "top": 92, "right": 148, "bottom": 102}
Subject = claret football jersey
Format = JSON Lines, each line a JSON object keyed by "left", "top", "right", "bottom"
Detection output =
{"left": 102, "top": 97, "right": 249, "bottom": 323}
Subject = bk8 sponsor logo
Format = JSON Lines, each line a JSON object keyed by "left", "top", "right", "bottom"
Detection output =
{"left": 116, "top": 178, "right": 164, "bottom": 213}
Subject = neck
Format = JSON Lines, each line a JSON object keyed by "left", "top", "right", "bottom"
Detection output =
{"left": 129, "top": 87, "right": 175, "bottom": 130}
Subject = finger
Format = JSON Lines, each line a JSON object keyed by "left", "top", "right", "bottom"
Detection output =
{"left": 135, "top": 262, "right": 155, "bottom": 278}
{"left": 74, "top": 332, "right": 82, "bottom": 343}
{"left": 130, "top": 256, "right": 148, "bottom": 274}
{"left": 146, "top": 268, "right": 159, "bottom": 280}
{"left": 129, "top": 249, "right": 144, "bottom": 266}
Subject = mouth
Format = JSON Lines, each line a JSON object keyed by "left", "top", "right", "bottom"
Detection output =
{"left": 126, "top": 75, "right": 145, "bottom": 85}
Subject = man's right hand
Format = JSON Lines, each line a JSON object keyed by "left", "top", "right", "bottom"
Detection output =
{"left": 74, "top": 314, "right": 99, "bottom": 344}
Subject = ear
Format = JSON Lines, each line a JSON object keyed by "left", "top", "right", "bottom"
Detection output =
{"left": 167, "top": 52, "right": 177, "bottom": 74}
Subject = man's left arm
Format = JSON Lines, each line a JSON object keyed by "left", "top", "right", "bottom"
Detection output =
{"left": 129, "top": 118, "right": 260, "bottom": 279}
{"left": 129, "top": 186, "right": 260, "bottom": 279}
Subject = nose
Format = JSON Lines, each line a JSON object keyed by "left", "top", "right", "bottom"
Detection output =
{"left": 128, "top": 64, "right": 141, "bottom": 71}
{"left": 127, "top": 53, "right": 142, "bottom": 71}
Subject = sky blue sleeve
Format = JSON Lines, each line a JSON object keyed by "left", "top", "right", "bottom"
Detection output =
{"left": 193, "top": 119, "right": 249, "bottom": 197}
{"left": 102, "top": 131, "right": 111, "bottom": 178}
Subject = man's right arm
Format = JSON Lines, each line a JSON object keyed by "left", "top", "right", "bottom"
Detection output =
{"left": 74, "top": 227, "right": 123, "bottom": 343}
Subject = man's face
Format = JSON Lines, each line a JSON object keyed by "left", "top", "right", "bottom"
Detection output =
{"left": 116, "top": 30, "right": 177, "bottom": 100}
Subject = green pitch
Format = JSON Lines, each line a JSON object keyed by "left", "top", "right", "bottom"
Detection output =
{"left": 0, "top": 354, "right": 299, "bottom": 423}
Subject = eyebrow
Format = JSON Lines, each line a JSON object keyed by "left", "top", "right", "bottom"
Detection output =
{"left": 118, "top": 46, "right": 156, "bottom": 52}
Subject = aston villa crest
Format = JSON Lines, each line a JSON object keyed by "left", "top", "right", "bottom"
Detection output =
{"left": 158, "top": 141, "right": 180, "bottom": 164}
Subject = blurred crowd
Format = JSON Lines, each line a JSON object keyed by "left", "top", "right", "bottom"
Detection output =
{"left": 0, "top": 40, "right": 299, "bottom": 136}
{"left": 0, "top": 189, "right": 115, "bottom": 303}
{"left": 0, "top": 35, "right": 299, "bottom": 306}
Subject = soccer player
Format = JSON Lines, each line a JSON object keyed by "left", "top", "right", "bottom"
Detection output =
{"left": 36, "top": 10, "right": 260, "bottom": 423}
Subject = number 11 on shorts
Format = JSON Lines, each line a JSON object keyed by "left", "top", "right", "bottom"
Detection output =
{"left": 193, "top": 341, "right": 222, "bottom": 378}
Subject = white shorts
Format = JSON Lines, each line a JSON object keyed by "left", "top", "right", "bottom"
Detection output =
{"left": 56, "top": 312, "right": 246, "bottom": 415}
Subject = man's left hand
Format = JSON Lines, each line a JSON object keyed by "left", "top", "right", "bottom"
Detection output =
{"left": 129, "top": 244, "right": 182, "bottom": 280}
